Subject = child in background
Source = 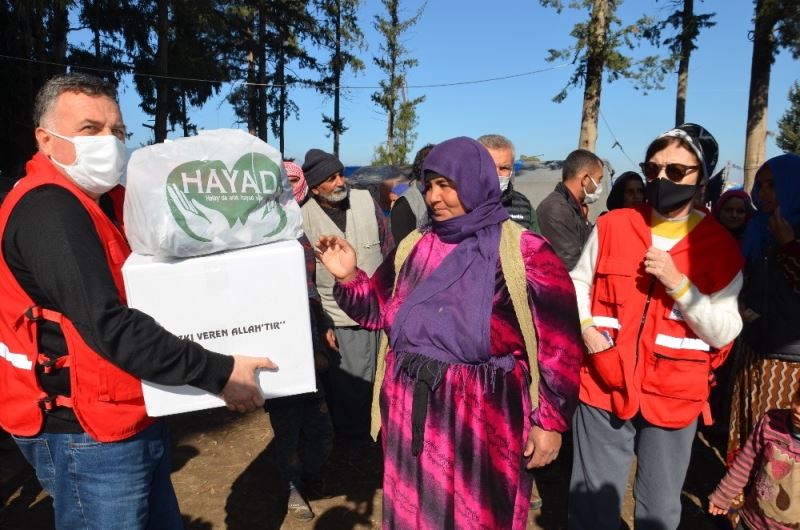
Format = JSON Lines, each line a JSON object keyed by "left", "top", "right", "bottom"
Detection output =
{"left": 709, "top": 384, "right": 800, "bottom": 529}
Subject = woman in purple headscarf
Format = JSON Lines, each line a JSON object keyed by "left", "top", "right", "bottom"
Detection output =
{"left": 315, "top": 137, "right": 582, "bottom": 529}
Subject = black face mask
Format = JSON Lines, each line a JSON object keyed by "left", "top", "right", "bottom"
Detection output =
{"left": 645, "top": 178, "right": 697, "bottom": 215}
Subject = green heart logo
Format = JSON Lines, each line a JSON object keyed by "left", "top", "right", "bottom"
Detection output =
{"left": 165, "top": 153, "right": 287, "bottom": 242}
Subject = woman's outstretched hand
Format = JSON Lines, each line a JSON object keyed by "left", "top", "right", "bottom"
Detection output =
{"left": 315, "top": 235, "right": 358, "bottom": 282}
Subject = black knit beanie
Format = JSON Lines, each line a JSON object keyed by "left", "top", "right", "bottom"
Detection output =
{"left": 302, "top": 148, "right": 344, "bottom": 188}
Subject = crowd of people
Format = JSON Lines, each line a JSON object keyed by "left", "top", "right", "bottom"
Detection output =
{"left": 1, "top": 73, "right": 798, "bottom": 530}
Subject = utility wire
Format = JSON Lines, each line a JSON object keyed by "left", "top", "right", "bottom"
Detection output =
{"left": 0, "top": 53, "right": 569, "bottom": 90}
{"left": 599, "top": 109, "right": 637, "bottom": 169}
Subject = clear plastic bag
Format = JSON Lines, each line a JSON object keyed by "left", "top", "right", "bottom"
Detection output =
{"left": 123, "top": 129, "right": 302, "bottom": 258}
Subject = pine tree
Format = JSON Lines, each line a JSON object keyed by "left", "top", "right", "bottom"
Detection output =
{"left": 776, "top": 81, "right": 800, "bottom": 154}
{"left": 264, "top": 0, "right": 319, "bottom": 153}
{"left": 317, "top": 0, "right": 365, "bottom": 157}
{"left": 225, "top": 0, "right": 318, "bottom": 149}
{"left": 127, "top": 0, "right": 227, "bottom": 143}
{"left": 69, "top": 0, "right": 131, "bottom": 84}
{"left": 222, "top": 2, "right": 261, "bottom": 137}
{"left": 392, "top": 88, "right": 420, "bottom": 165}
{"left": 540, "top": 0, "right": 665, "bottom": 152}
{"left": 642, "top": 0, "right": 715, "bottom": 126}
{"left": 371, "top": 0, "right": 425, "bottom": 165}
{"left": 0, "top": 0, "right": 69, "bottom": 182}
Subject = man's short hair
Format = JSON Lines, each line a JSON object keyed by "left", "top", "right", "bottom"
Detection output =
{"left": 411, "top": 143, "right": 436, "bottom": 182}
{"left": 34, "top": 73, "right": 118, "bottom": 127}
{"left": 477, "top": 134, "right": 515, "bottom": 158}
{"left": 562, "top": 149, "right": 602, "bottom": 182}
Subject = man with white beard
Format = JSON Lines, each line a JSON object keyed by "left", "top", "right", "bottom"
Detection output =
{"left": 300, "top": 149, "right": 393, "bottom": 459}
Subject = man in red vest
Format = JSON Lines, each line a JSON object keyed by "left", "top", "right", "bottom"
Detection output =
{"left": 0, "top": 73, "right": 275, "bottom": 529}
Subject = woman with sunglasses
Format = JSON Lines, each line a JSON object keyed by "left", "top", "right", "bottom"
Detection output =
{"left": 728, "top": 154, "right": 800, "bottom": 467}
{"left": 568, "top": 125, "right": 744, "bottom": 530}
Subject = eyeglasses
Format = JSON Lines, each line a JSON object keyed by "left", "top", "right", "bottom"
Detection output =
{"left": 639, "top": 161, "right": 700, "bottom": 181}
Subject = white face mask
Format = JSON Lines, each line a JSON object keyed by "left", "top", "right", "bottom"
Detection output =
{"left": 583, "top": 175, "right": 603, "bottom": 204}
{"left": 46, "top": 129, "right": 127, "bottom": 195}
{"left": 498, "top": 175, "right": 512, "bottom": 192}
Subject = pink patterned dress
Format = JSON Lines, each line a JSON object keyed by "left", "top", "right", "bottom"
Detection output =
{"left": 334, "top": 230, "right": 582, "bottom": 529}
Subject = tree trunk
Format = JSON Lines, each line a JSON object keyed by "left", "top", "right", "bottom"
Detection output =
{"left": 578, "top": 0, "right": 608, "bottom": 152}
{"left": 246, "top": 16, "right": 257, "bottom": 137}
{"left": 15, "top": 0, "right": 37, "bottom": 167}
{"left": 181, "top": 93, "right": 189, "bottom": 136}
{"left": 154, "top": 0, "right": 169, "bottom": 143}
{"left": 256, "top": 7, "right": 268, "bottom": 142}
{"left": 50, "top": 1, "right": 69, "bottom": 68}
{"left": 18, "top": 2, "right": 35, "bottom": 115}
{"left": 33, "top": 3, "right": 48, "bottom": 82}
{"left": 93, "top": 0, "right": 102, "bottom": 63}
{"left": 675, "top": 0, "right": 693, "bottom": 126}
{"left": 333, "top": 0, "right": 342, "bottom": 157}
{"left": 743, "top": 0, "right": 779, "bottom": 191}
{"left": 277, "top": 39, "right": 286, "bottom": 153}
{"left": 385, "top": 68, "right": 396, "bottom": 162}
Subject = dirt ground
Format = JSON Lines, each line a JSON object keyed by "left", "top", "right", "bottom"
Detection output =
{"left": 1, "top": 409, "right": 731, "bottom": 529}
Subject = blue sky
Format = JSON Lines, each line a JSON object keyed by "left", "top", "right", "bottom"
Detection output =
{"left": 114, "top": 0, "right": 798, "bottom": 185}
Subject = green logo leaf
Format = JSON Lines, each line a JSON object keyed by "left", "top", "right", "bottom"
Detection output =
{"left": 165, "top": 153, "right": 287, "bottom": 242}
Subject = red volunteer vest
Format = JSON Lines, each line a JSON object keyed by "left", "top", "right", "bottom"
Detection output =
{"left": 0, "top": 153, "right": 153, "bottom": 441}
{"left": 580, "top": 205, "right": 743, "bottom": 428}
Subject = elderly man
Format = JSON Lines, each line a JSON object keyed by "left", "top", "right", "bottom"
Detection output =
{"left": 477, "top": 134, "right": 539, "bottom": 233}
{"left": 300, "top": 149, "right": 393, "bottom": 458}
{"left": 478, "top": 134, "right": 543, "bottom": 511}
{"left": 536, "top": 149, "right": 605, "bottom": 270}
{"left": 0, "top": 74, "right": 273, "bottom": 529}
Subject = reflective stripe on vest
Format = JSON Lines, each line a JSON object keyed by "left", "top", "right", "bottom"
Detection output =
{"left": 593, "top": 316, "right": 621, "bottom": 329}
{"left": 0, "top": 153, "right": 152, "bottom": 441}
{"left": 655, "top": 333, "right": 711, "bottom": 352}
{"left": 0, "top": 342, "right": 32, "bottom": 370}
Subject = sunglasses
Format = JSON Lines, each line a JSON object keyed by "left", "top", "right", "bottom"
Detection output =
{"left": 639, "top": 162, "right": 700, "bottom": 181}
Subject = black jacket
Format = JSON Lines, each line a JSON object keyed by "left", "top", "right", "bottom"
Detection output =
{"left": 536, "top": 182, "right": 591, "bottom": 270}
{"left": 502, "top": 183, "right": 539, "bottom": 234}
{"left": 2, "top": 186, "right": 234, "bottom": 432}
{"left": 741, "top": 236, "right": 800, "bottom": 362}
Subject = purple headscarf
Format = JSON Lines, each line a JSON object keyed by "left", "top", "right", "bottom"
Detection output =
{"left": 388, "top": 137, "right": 510, "bottom": 365}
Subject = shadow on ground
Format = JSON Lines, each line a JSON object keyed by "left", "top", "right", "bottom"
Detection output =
{"left": 529, "top": 426, "right": 730, "bottom": 530}
{"left": 2, "top": 414, "right": 730, "bottom": 530}
{"left": 223, "top": 436, "right": 382, "bottom": 530}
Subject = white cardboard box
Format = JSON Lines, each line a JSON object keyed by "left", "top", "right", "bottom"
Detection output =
{"left": 122, "top": 240, "right": 316, "bottom": 416}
